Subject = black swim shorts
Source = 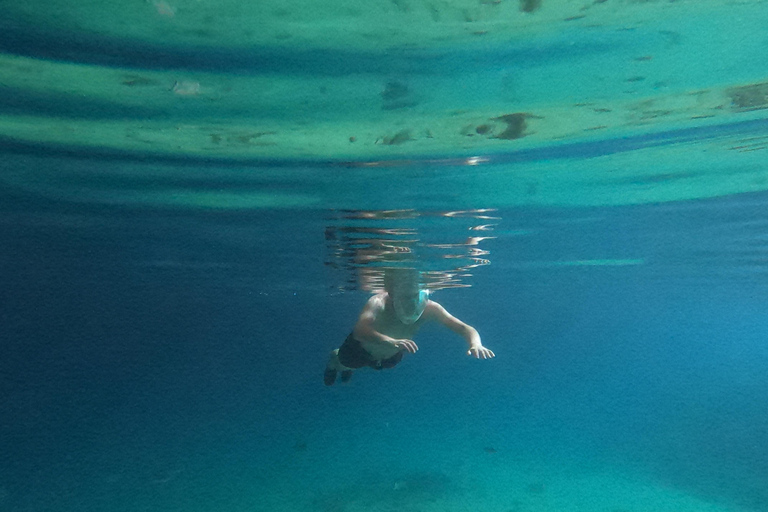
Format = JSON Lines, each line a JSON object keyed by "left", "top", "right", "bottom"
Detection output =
{"left": 337, "top": 333, "right": 404, "bottom": 370}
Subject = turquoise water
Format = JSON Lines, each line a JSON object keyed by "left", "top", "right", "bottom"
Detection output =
{"left": 3, "top": 193, "right": 768, "bottom": 512}
{"left": 2, "top": 1, "right": 768, "bottom": 511}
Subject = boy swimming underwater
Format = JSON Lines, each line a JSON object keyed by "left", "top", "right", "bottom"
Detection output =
{"left": 324, "top": 268, "right": 494, "bottom": 385}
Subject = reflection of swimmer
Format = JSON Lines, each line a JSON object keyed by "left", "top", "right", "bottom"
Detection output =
{"left": 324, "top": 268, "right": 494, "bottom": 386}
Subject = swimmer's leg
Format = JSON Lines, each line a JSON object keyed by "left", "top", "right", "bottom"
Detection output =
{"left": 324, "top": 349, "right": 354, "bottom": 386}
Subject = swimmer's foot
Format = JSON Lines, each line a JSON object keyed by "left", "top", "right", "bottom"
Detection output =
{"left": 341, "top": 370, "right": 353, "bottom": 383}
{"left": 324, "top": 349, "right": 342, "bottom": 386}
{"left": 324, "top": 367, "right": 338, "bottom": 386}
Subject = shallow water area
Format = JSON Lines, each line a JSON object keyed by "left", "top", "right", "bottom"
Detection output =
{"left": 2, "top": 0, "right": 768, "bottom": 207}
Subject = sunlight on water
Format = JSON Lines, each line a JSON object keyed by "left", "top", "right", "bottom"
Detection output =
{"left": 1, "top": 0, "right": 768, "bottom": 207}
{"left": 325, "top": 208, "right": 498, "bottom": 291}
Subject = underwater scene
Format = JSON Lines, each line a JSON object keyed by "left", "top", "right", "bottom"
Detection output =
{"left": 2, "top": 0, "right": 768, "bottom": 511}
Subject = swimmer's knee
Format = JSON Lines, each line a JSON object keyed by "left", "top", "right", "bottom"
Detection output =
{"left": 327, "top": 349, "right": 347, "bottom": 371}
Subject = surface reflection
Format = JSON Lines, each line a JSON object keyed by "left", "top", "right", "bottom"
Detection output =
{"left": 324, "top": 208, "right": 498, "bottom": 292}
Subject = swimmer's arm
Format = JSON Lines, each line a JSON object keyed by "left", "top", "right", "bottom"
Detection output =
{"left": 352, "top": 295, "right": 390, "bottom": 344}
{"left": 425, "top": 301, "right": 495, "bottom": 359}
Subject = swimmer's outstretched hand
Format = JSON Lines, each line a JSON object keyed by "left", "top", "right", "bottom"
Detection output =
{"left": 393, "top": 339, "right": 419, "bottom": 353}
{"left": 468, "top": 346, "right": 495, "bottom": 359}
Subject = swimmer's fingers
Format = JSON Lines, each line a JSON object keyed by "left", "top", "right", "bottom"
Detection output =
{"left": 395, "top": 339, "right": 419, "bottom": 353}
{"left": 468, "top": 347, "right": 495, "bottom": 359}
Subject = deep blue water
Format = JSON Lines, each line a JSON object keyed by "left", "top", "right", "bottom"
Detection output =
{"left": 2, "top": 183, "right": 768, "bottom": 511}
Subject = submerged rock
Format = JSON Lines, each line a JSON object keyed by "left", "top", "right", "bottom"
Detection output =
{"left": 378, "top": 129, "right": 412, "bottom": 145}
{"left": 492, "top": 113, "right": 528, "bottom": 140}
{"left": 381, "top": 80, "right": 419, "bottom": 110}
{"left": 520, "top": 0, "right": 542, "bottom": 13}
{"left": 728, "top": 82, "right": 768, "bottom": 111}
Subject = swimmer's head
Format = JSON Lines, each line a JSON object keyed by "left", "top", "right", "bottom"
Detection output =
{"left": 384, "top": 268, "right": 428, "bottom": 324}
{"left": 393, "top": 289, "right": 429, "bottom": 324}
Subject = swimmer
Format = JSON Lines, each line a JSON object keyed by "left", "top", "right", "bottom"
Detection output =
{"left": 324, "top": 268, "right": 494, "bottom": 385}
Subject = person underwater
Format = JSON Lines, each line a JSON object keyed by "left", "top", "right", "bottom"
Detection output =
{"left": 324, "top": 268, "right": 494, "bottom": 385}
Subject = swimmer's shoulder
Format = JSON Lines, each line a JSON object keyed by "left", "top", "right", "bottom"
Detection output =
{"left": 421, "top": 299, "right": 446, "bottom": 320}
{"left": 366, "top": 292, "right": 389, "bottom": 310}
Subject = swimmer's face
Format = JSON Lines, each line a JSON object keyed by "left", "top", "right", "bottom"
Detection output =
{"left": 392, "top": 290, "right": 428, "bottom": 324}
